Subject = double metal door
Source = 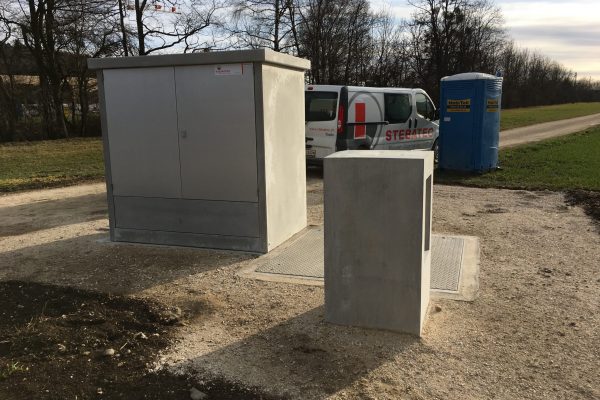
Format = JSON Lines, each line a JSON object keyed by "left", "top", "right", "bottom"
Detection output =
{"left": 103, "top": 64, "right": 258, "bottom": 202}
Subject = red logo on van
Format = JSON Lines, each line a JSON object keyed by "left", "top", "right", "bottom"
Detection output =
{"left": 385, "top": 127, "right": 434, "bottom": 141}
{"left": 354, "top": 103, "right": 366, "bottom": 139}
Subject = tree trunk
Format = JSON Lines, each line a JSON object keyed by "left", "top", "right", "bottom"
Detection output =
{"left": 118, "top": 0, "right": 129, "bottom": 56}
{"left": 49, "top": 78, "right": 68, "bottom": 138}
{"left": 78, "top": 76, "right": 89, "bottom": 136}
{"left": 135, "top": 0, "right": 146, "bottom": 55}
{"left": 39, "top": 76, "right": 54, "bottom": 140}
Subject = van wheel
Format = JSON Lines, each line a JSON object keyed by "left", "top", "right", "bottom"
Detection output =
{"left": 432, "top": 139, "right": 439, "bottom": 165}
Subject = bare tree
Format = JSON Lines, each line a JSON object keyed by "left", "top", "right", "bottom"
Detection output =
{"left": 226, "top": 0, "right": 296, "bottom": 52}
{"left": 62, "top": 0, "right": 122, "bottom": 135}
{"left": 407, "top": 0, "right": 505, "bottom": 100}
{"left": 129, "top": 0, "right": 221, "bottom": 55}
{"left": 366, "top": 9, "right": 412, "bottom": 87}
{"left": 0, "top": 20, "right": 18, "bottom": 141}
{"left": 297, "top": 0, "right": 378, "bottom": 84}
{"left": 0, "top": 0, "right": 74, "bottom": 138}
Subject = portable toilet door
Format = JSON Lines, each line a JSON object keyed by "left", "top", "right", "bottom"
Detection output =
{"left": 439, "top": 72, "right": 503, "bottom": 172}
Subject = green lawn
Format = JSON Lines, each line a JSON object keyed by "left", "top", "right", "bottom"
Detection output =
{"left": 436, "top": 126, "right": 600, "bottom": 191}
{"left": 2, "top": 107, "right": 600, "bottom": 194}
{"left": 0, "top": 138, "right": 104, "bottom": 192}
{"left": 501, "top": 102, "right": 600, "bottom": 130}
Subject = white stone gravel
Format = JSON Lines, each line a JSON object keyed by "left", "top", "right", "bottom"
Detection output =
{"left": 0, "top": 179, "right": 598, "bottom": 399}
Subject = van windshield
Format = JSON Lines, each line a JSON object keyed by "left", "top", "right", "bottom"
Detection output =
{"left": 305, "top": 91, "right": 338, "bottom": 121}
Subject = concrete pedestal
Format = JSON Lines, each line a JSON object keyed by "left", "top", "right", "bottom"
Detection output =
{"left": 324, "top": 150, "right": 433, "bottom": 336}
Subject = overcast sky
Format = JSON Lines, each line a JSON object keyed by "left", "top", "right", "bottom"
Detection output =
{"left": 375, "top": 0, "right": 600, "bottom": 80}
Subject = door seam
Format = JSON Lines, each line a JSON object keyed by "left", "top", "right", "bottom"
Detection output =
{"left": 173, "top": 66, "right": 184, "bottom": 198}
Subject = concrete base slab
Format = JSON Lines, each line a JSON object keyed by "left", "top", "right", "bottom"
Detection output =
{"left": 239, "top": 226, "right": 480, "bottom": 301}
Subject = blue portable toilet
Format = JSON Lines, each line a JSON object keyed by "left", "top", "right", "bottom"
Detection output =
{"left": 439, "top": 72, "right": 503, "bottom": 172}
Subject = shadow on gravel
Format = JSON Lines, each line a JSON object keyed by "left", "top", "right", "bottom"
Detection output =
{"left": 306, "top": 166, "right": 323, "bottom": 180}
{"left": 565, "top": 190, "right": 600, "bottom": 231}
{"left": 0, "top": 193, "right": 107, "bottom": 237}
{"left": 0, "top": 232, "right": 253, "bottom": 295}
{"left": 173, "top": 306, "right": 418, "bottom": 398}
{"left": 0, "top": 281, "right": 281, "bottom": 400}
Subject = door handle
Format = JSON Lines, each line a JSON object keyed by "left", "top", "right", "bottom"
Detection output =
{"left": 180, "top": 130, "right": 187, "bottom": 138}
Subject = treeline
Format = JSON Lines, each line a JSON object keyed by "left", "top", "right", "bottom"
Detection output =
{"left": 0, "top": 0, "right": 598, "bottom": 142}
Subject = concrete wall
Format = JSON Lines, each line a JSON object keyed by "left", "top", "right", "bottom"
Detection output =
{"left": 324, "top": 150, "right": 433, "bottom": 336}
{"left": 261, "top": 64, "right": 307, "bottom": 251}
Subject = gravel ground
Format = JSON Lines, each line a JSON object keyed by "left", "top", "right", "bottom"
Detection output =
{"left": 0, "top": 175, "right": 598, "bottom": 399}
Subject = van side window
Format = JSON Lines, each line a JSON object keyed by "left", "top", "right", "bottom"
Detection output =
{"left": 416, "top": 93, "right": 435, "bottom": 120}
{"left": 384, "top": 93, "right": 412, "bottom": 124}
{"left": 305, "top": 91, "right": 338, "bottom": 121}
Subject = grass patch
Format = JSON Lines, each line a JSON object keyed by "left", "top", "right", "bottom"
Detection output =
{"left": 0, "top": 138, "right": 104, "bottom": 193}
{"left": 436, "top": 126, "right": 600, "bottom": 191}
{"left": 501, "top": 102, "right": 600, "bottom": 130}
{"left": 0, "top": 362, "right": 27, "bottom": 380}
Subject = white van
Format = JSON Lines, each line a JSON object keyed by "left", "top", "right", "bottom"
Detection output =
{"left": 305, "top": 85, "right": 439, "bottom": 163}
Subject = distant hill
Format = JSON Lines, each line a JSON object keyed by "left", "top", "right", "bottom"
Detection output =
{"left": 0, "top": 42, "right": 84, "bottom": 76}
{"left": 0, "top": 43, "right": 39, "bottom": 75}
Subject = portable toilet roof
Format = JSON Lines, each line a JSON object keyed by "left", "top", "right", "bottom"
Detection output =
{"left": 441, "top": 72, "right": 501, "bottom": 81}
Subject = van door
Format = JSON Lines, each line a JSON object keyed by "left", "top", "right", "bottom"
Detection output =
{"left": 347, "top": 90, "right": 384, "bottom": 150}
{"left": 382, "top": 92, "right": 413, "bottom": 150}
{"left": 305, "top": 89, "right": 339, "bottom": 160}
{"left": 413, "top": 91, "right": 438, "bottom": 150}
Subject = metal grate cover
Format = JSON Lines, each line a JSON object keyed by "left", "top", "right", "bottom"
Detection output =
{"left": 257, "top": 227, "right": 325, "bottom": 278}
{"left": 430, "top": 236, "right": 464, "bottom": 291}
{"left": 255, "top": 227, "right": 465, "bottom": 292}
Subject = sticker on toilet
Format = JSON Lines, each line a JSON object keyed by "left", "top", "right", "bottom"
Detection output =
{"left": 447, "top": 99, "right": 471, "bottom": 112}
{"left": 486, "top": 98, "right": 499, "bottom": 112}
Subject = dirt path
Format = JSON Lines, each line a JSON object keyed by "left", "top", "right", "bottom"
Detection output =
{"left": 500, "top": 113, "right": 600, "bottom": 148}
{"left": 0, "top": 180, "right": 599, "bottom": 399}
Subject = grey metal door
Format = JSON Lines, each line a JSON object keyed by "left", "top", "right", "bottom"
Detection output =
{"left": 175, "top": 64, "right": 258, "bottom": 202}
{"left": 103, "top": 67, "right": 181, "bottom": 198}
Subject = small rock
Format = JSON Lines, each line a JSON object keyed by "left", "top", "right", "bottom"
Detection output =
{"left": 82, "top": 351, "right": 91, "bottom": 356}
{"left": 565, "top": 272, "right": 572, "bottom": 276}
{"left": 134, "top": 332, "right": 148, "bottom": 340}
{"left": 103, "top": 348, "right": 115, "bottom": 357}
{"left": 162, "top": 306, "right": 183, "bottom": 325}
{"left": 541, "top": 267, "right": 552, "bottom": 274}
{"left": 97, "top": 388, "right": 103, "bottom": 395}
{"left": 434, "top": 305, "right": 442, "bottom": 312}
{"left": 190, "top": 387, "right": 207, "bottom": 400}
{"left": 568, "top": 322, "right": 577, "bottom": 327}
{"left": 57, "top": 344, "right": 67, "bottom": 353}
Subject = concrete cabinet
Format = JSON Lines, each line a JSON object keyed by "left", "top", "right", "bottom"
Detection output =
{"left": 89, "top": 50, "right": 310, "bottom": 253}
{"left": 324, "top": 150, "right": 433, "bottom": 336}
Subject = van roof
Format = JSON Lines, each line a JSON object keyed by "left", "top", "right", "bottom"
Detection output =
{"left": 305, "top": 84, "right": 423, "bottom": 93}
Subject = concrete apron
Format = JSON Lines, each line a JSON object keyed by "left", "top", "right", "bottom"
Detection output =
{"left": 239, "top": 225, "right": 480, "bottom": 302}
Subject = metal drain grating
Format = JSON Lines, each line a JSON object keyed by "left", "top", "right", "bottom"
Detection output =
{"left": 257, "top": 227, "right": 325, "bottom": 278}
{"left": 430, "top": 236, "right": 464, "bottom": 291}
{"left": 254, "top": 227, "right": 465, "bottom": 291}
